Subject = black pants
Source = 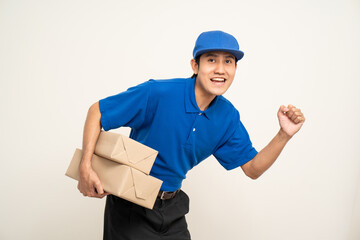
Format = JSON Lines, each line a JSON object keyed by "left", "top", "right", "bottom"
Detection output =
{"left": 104, "top": 190, "right": 191, "bottom": 240}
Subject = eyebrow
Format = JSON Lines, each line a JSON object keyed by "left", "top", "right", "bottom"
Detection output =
{"left": 203, "top": 53, "right": 235, "bottom": 60}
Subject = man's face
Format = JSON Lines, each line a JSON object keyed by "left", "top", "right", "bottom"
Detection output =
{"left": 191, "top": 51, "right": 237, "bottom": 98}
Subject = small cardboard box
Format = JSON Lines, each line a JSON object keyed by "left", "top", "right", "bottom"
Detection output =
{"left": 66, "top": 149, "right": 163, "bottom": 209}
{"left": 94, "top": 131, "right": 158, "bottom": 175}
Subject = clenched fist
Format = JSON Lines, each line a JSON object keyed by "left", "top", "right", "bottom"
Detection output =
{"left": 277, "top": 104, "right": 305, "bottom": 138}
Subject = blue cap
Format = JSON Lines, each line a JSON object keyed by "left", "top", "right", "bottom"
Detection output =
{"left": 193, "top": 30, "right": 244, "bottom": 61}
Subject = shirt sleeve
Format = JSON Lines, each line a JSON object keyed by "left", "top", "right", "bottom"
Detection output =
{"left": 213, "top": 110, "right": 258, "bottom": 170}
{"left": 98, "top": 80, "right": 152, "bottom": 131}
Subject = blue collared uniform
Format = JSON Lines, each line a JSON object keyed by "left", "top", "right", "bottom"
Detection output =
{"left": 99, "top": 77, "right": 258, "bottom": 191}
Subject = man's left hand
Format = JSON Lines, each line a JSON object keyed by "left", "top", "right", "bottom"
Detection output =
{"left": 277, "top": 104, "right": 305, "bottom": 138}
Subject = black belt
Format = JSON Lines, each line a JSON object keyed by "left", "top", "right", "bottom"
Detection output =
{"left": 157, "top": 189, "right": 181, "bottom": 200}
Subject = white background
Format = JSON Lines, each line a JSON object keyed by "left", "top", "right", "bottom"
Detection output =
{"left": 1, "top": 0, "right": 359, "bottom": 239}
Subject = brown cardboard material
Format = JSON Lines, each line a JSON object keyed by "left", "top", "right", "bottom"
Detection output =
{"left": 66, "top": 149, "right": 163, "bottom": 209}
{"left": 94, "top": 131, "right": 158, "bottom": 174}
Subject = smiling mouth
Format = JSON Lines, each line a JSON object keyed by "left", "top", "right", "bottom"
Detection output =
{"left": 210, "top": 77, "right": 226, "bottom": 83}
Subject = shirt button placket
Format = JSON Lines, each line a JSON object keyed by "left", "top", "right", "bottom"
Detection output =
{"left": 193, "top": 112, "right": 204, "bottom": 133}
{"left": 186, "top": 112, "right": 201, "bottom": 144}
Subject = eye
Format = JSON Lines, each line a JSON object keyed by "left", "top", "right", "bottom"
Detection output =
{"left": 208, "top": 58, "right": 215, "bottom": 63}
{"left": 225, "top": 59, "right": 233, "bottom": 64}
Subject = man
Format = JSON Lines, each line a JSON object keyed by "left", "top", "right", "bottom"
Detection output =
{"left": 77, "top": 30, "right": 305, "bottom": 239}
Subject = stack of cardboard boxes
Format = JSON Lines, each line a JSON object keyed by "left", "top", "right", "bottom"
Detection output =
{"left": 66, "top": 131, "right": 163, "bottom": 209}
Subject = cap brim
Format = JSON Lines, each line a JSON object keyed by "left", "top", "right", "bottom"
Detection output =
{"left": 194, "top": 48, "right": 244, "bottom": 61}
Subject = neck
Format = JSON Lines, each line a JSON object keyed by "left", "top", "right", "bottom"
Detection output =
{"left": 194, "top": 82, "right": 216, "bottom": 111}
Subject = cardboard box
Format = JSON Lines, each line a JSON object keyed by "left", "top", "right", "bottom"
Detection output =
{"left": 66, "top": 149, "right": 163, "bottom": 209}
{"left": 94, "top": 131, "right": 158, "bottom": 174}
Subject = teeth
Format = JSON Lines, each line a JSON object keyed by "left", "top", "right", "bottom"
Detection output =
{"left": 211, "top": 78, "right": 225, "bottom": 82}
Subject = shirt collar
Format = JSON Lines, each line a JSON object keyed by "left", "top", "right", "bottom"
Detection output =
{"left": 185, "top": 77, "right": 219, "bottom": 120}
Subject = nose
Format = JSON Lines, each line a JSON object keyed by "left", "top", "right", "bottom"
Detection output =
{"left": 214, "top": 62, "right": 225, "bottom": 74}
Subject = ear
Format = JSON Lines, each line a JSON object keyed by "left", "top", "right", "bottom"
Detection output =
{"left": 190, "top": 59, "right": 199, "bottom": 75}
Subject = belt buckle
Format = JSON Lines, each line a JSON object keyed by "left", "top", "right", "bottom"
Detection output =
{"left": 160, "top": 191, "right": 166, "bottom": 200}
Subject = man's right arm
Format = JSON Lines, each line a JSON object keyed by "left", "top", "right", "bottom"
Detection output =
{"left": 77, "top": 102, "right": 109, "bottom": 198}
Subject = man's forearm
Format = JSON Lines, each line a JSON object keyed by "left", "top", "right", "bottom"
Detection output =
{"left": 242, "top": 129, "right": 291, "bottom": 179}
{"left": 80, "top": 102, "right": 102, "bottom": 170}
{"left": 77, "top": 101, "right": 108, "bottom": 197}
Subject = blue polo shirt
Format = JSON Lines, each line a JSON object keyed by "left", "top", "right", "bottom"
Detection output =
{"left": 99, "top": 77, "right": 258, "bottom": 191}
